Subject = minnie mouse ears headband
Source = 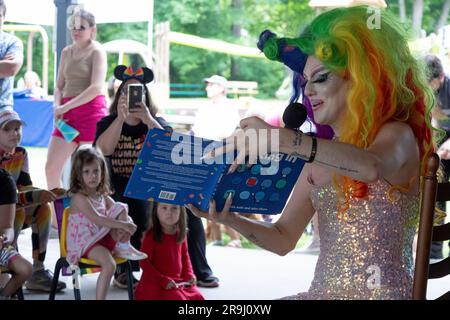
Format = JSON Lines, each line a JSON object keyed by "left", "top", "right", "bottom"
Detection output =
{"left": 257, "top": 29, "right": 308, "bottom": 74}
{"left": 114, "top": 65, "right": 154, "bottom": 84}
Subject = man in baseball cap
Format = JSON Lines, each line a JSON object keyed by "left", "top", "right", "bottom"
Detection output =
{"left": 0, "top": 109, "right": 25, "bottom": 129}
{"left": 203, "top": 75, "right": 227, "bottom": 89}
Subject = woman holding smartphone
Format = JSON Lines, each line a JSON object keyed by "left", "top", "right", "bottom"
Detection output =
{"left": 45, "top": 9, "right": 107, "bottom": 190}
{"left": 94, "top": 65, "right": 168, "bottom": 288}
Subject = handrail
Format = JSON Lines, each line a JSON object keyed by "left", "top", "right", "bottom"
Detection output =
{"left": 3, "top": 24, "right": 49, "bottom": 96}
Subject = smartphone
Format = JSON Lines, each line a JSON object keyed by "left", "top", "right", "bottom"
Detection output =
{"left": 128, "top": 84, "right": 144, "bottom": 112}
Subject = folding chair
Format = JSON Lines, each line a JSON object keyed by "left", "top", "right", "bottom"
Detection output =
{"left": 413, "top": 152, "right": 450, "bottom": 300}
{"left": 49, "top": 202, "right": 134, "bottom": 300}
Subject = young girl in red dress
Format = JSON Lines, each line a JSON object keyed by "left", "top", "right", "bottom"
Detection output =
{"left": 134, "top": 202, "right": 204, "bottom": 300}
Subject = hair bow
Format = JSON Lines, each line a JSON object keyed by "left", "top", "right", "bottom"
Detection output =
{"left": 114, "top": 65, "right": 154, "bottom": 84}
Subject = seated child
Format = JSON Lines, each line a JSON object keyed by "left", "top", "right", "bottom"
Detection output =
{"left": 0, "top": 168, "right": 32, "bottom": 299}
{"left": 66, "top": 147, "right": 147, "bottom": 300}
{"left": 0, "top": 109, "right": 66, "bottom": 292}
{"left": 134, "top": 202, "right": 204, "bottom": 300}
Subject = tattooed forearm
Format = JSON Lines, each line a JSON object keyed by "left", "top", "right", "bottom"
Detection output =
{"left": 290, "top": 151, "right": 310, "bottom": 161}
{"left": 293, "top": 131, "right": 302, "bottom": 146}
{"left": 247, "top": 225, "right": 282, "bottom": 251}
{"left": 313, "top": 159, "right": 360, "bottom": 174}
{"left": 274, "top": 224, "right": 283, "bottom": 235}
{"left": 248, "top": 233, "right": 270, "bottom": 250}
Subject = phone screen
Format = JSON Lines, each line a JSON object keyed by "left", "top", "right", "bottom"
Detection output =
{"left": 128, "top": 84, "right": 144, "bottom": 112}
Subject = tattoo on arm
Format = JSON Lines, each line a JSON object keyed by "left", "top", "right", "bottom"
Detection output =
{"left": 313, "top": 159, "right": 360, "bottom": 174}
{"left": 293, "top": 131, "right": 302, "bottom": 146}
{"left": 247, "top": 225, "right": 282, "bottom": 250}
{"left": 248, "top": 233, "right": 269, "bottom": 250}
{"left": 290, "top": 133, "right": 309, "bottom": 159}
{"left": 291, "top": 132, "right": 359, "bottom": 174}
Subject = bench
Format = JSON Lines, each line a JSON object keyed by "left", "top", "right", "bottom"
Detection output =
{"left": 170, "top": 83, "right": 206, "bottom": 98}
{"left": 226, "top": 81, "right": 258, "bottom": 98}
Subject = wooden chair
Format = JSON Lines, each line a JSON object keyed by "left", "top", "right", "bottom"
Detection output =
{"left": 413, "top": 152, "right": 450, "bottom": 300}
{"left": 49, "top": 207, "right": 135, "bottom": 300}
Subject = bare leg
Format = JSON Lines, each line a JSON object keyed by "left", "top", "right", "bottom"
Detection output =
{"left": 45, "top": 136, "right": 78, "bottom": 229}
{"left": 45, "top": 136, "right": 78, "bottom": 189}
{"left": 208, "top": 221, "right": 222, "bottom": 245}
{"left": 86, "top": 245, "right": 116, "bottom": 300}
{"left": 110, "top": 211, "right": 131, "bottom": 243}
{"left": 2, "top": 256, "right": 32, "bottom": 297}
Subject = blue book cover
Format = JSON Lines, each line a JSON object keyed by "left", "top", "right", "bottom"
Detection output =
{"left": 124, "top": 129, "right": 305, "bottom": 214}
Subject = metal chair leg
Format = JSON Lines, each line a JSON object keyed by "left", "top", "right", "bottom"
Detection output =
{"left": 49, "top": 258, "right": 66, "bottom": 300}
{"left": 124, "top": 261, "right": 134, "bottom": 300}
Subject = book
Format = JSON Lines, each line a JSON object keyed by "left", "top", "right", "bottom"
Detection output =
{"left": 124, "top": 129, "right": 305, "bottom": 214}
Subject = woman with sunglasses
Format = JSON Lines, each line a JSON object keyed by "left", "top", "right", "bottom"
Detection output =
{"left": 45, "top": 9, "right": 107, "bottom": 194}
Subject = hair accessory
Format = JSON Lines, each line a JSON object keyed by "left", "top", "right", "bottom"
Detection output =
{"left": 114, "top": 65, "right": 154, "bottom": 84}
{"left": 257, "top": 29, "right": 308, "bottom": 73}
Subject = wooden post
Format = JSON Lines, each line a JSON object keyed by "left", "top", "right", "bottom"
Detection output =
{"left": 154, "top": 21, "right": 170, "bottom": 107}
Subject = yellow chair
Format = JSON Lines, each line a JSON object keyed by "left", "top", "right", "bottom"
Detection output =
{"left": 49, "top": 207, "right": 134, "bottom": 300}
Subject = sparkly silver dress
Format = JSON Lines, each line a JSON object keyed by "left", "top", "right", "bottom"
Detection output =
{"left": 284, "top": 179, "right": 418, "bottom": 300}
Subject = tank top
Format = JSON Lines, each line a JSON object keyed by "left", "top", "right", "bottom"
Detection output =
{"left": 62, "top": 41, "right": 99, "bottom": 97}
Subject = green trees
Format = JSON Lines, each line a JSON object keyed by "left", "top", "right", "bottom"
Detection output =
{"left": 10, "top": 1, "right": 450, "bottom": 98}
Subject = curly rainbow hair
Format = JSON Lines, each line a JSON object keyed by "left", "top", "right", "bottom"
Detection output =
{"left": 259, "top": 6, "right": 436, "bottom": 217}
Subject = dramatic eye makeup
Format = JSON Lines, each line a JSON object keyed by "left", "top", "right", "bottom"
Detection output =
{"left": 311, "top": 71, "right": 332, "bottom": 84}
{"left": 302, "top": 67, "right": 331, "bottom": 86}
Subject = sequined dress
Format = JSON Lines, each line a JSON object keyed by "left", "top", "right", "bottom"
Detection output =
{"left": 284, "top": 179, "right": 418, "bottom": 300}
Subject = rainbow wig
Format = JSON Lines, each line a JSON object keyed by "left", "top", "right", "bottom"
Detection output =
{"left": 258, "top": 6, "right": 435, "bottom": 217}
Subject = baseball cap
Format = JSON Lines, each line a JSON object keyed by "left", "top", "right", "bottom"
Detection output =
{"left": 203, "top": 75, "right": 228, "bottom": 88}
{"left": 0, "top": 109, "right": 25, "bottom": 129}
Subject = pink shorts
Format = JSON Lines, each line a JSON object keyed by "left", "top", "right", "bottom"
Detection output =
{"left": 52, "top": 95, "right": 107, "bottom": 143}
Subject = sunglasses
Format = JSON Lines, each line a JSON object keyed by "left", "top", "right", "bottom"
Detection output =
{"left": 69, "top": 25, "right": 89, "bottom": 31}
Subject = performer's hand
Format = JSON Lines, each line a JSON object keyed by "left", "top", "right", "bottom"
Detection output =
{"left": 203, "top": 116, "right": 287, "bottom": 173}
{"left": 187, "top": 193, "right": 235, "bottom": 225}
{"left": 2, "top": 53, "right": 15, "bottom": 61}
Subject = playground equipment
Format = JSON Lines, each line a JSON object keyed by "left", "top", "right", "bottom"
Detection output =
{"left": 103, "top": 39, "right": 153, "bottom": 67}
{"left": 154, "top": 21, "right": 263, "bottom": 103}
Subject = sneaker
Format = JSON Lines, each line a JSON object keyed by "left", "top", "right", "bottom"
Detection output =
{"left": 25, "top": 269, "right": 66, "bottom": 292}
{"left": 113, "top": 246, "right": 148, "bottom": 261}
{"left": 113, "top": 273, "right": 139, "bottom": 289}
{"left": 197, "top": 276, "right": 219, "bottom": 288}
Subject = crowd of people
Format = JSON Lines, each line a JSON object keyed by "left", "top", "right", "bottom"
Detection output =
{"left": 1, "top": 0, "right": 450, "bottom": 300}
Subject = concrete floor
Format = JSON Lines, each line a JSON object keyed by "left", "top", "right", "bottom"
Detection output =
{"left": 15, "top": 228, "right": 450, "bottom": 300}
